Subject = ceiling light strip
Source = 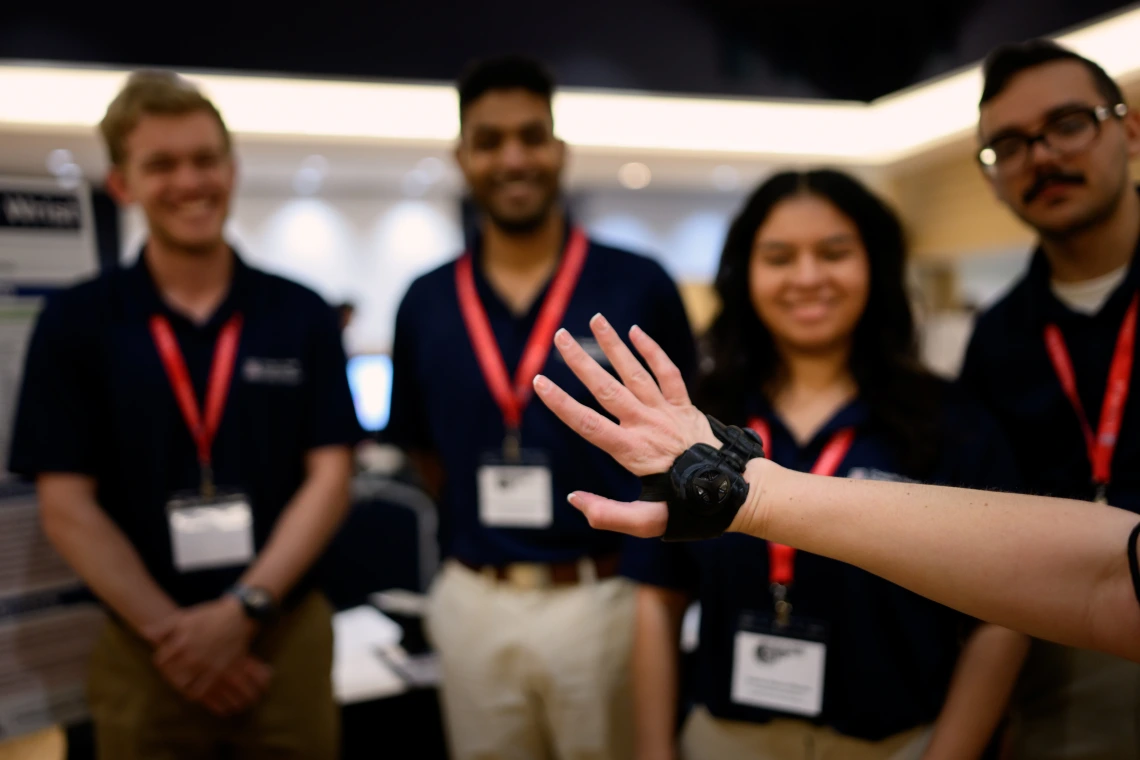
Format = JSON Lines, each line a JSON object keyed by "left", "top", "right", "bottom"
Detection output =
{"left": 0, "top": 4, "right": 1137, "bottom": 163}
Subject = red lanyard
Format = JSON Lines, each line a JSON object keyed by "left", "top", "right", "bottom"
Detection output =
{"left": 1043, "top": 292, "right": 1138, "bottom": 503}
{"left": 749, "top": 418, "right": 855, "bottom": 591}
{"left": 150, "top": 313, "right": 243, "bottom": 497}
{"left": 455, "top": 227, "right": 589, "bottom": 455}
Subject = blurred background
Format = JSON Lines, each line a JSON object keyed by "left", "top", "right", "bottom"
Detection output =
{"left": 4, "top": 1, "right": 1140, "bottom": 757}
{"left": 2, "top": 2, "right": 1137, "bottom": 393}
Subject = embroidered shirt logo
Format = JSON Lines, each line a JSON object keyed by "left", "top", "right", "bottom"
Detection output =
{"left": 242, "top": 357, "right": 304, "bottom": 386}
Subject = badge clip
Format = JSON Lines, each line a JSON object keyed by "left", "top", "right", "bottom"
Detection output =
{"left": 200, "top": 462, "right": 216, "bottom": 500}
{"left": 1094, "top": 481, "right": 1108, "bottom": 504}
{"left": 771, "top": 582, "right": 793, "bottom": 628}
{"left": 503, "top": 429, "right": 522, "bottom": 463}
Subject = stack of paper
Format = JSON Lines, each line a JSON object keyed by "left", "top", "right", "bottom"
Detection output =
{"left": 331, "top": 606, "right": 407, "bottom": 704}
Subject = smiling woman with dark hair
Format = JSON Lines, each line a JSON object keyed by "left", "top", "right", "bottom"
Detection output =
{"left": 699, "top": 170, "right": 941, "bottom": 478}
{"left": 617, "top": 170, "right": 1029, "bottom": 760}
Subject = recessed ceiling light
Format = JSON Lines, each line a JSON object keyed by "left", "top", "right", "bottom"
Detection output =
{"left": 300, "top": 154, "right": 329, "bottom": 174}
{"left": 401, "top": 171, "right": 430, "bottom": 197}
{"left": 55, "top": 161, "right": 82, "bottom": 189}
{"left": 415, "top": 156, "right": 444, "bottom": 183}
{"left": 712, "top": 165, "right": 740, "bottom": 192}
{"left": 293, "top": 155, "right": 328, "bottom": 195}
{"left": 618, "top": 162, "right": 651, "bottom": 190}
{"left": 46, "top": 148, "right": 74, "bottom": 175}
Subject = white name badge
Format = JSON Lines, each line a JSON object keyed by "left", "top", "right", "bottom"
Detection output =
{"left": 477, "top": 465, "right": 553, "bottom": 528}
{"left": 730, "top": 613, "right": 827, "bottom": 717}
{"left": 167, "top": 493, "right": 255, "bottom": 572}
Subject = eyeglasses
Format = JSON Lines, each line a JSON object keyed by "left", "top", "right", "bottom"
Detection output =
{"left": 977, "top": 103, "right": 1129, "bottom": 177}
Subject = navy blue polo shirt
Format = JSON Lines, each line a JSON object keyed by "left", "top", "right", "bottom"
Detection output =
{"left": 622, "top": 386, "right": 1020, "bottom": 740}
{"left": 386, "top": 233, "right": 696, "bottom": 566}
{"left": 8, "top": 250, "right": 363, "bottom": 607}
{"left": 959, "top": 232, "right": 1140, "bottom": 512}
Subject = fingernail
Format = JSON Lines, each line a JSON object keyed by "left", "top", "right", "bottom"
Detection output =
{"left": 567, "top": 492, "right": 581, "bottom": 507}
{"left": 591, "top": 313, "right": 610, "bottom": 332}
{"left": 630, "top": 324, "right": 642, "bottom": 336}
{"left": 533, "top": 374, "right": 549, "bottom": 392}
{"left": 555, "top": 328, "right": 571, "bottom": 348}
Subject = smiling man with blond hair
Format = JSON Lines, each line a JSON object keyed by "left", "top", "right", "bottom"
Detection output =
{"left": 10, "top": 70, "right": 362, "bottom": 758}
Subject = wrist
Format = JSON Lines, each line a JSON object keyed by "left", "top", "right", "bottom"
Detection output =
{"left": 729, "top": 458, "right": 780, "bottom": 538}
{"left": 696, "top": 414, "right": 721, "bottom": 450}
{"left": 225, "top": 584, "right": 279, "bottom": 626}
{"left": 216, "top": 595, "right": 258, "bottom": 644}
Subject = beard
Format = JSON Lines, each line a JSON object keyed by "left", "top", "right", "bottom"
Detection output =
{"left": 485, "top": 204, "right": 555, "bottom": 234}
{"left": 473, "top": 175, "right": 560, "bottom": 236}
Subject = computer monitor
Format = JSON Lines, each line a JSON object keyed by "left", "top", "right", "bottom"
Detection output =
{"left": 346, "top": 354, "right": 393, "bottom": 432}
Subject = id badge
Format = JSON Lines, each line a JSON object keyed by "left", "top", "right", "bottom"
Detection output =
{"left": 167, "top": 492, "right": 255, "bottom": 572}
{"left": 730, "top": 611, "right": 827, "bottom": 717}
{"left": 477, "top": 449, "right": 553, "bottom": 529}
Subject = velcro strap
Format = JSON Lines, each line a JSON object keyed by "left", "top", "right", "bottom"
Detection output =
{"left": 707, "top": 415, "right": 765, "bottom": 468}
{"left": 638, "top": 443, "right": 751, "bottom": 542}
{"left": 639, "top": 473, "right": 673, "bottom": 503}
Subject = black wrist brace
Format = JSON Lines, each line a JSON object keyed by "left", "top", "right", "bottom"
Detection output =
{"left": 639, "top": 416, "right": 765, "bottom": 542}
{"left": 707, "top": 415, "right": 766, "bottom": 469}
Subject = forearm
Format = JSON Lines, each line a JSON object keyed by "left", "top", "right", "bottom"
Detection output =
{"left": 38, "top": 487, "right": 177, "bottom": 635}
{"left": 922, "top": 624, "right": 1029, "bottom": 760}
{"left": 737, "top": 461, "right": 1140, "bottom": 660}
{"left": 240, "top": 446, "right": 352, "bottom": 601}
{"left": 632, "top": 586, "right": 687, "bottom": 760}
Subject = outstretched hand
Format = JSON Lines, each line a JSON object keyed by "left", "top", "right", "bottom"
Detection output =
{"left": 531, "top": 314, "right": 717, "bottom": 537}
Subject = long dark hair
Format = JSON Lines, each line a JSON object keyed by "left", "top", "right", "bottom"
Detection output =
{"left": 696, "top": 169, "right": 943, "bottom": 476}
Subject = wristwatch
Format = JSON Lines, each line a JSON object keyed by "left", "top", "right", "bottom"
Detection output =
{"left": 227, "top": 584, "right": 278, "bottom": 623}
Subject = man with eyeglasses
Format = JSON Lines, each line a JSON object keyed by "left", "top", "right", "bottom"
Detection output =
{"left": 960, "top": 40, "right": 1140, "bottom": 759}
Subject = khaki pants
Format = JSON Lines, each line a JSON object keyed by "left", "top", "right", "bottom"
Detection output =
{"left": 1006, "top": 641, "right": 1140, "bottom": 760}
{"left": 680, "top": 706, "right": 931, "bottom": 760}
{"left": 0, "top": 727, "right": 64, "bottom": 760}
{"left": 87, "top": 591, "right": 338, "bottom": 760}
{"left": 425, "top": 560, "right": 635, "bottom": 760}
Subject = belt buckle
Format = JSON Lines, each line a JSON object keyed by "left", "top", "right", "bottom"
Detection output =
{"left": 506, "top": 563, "right": 549, "bottom": 591}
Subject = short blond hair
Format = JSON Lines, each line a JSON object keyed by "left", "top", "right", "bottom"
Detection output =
{"left": 99, "top": 70, "right": 231, "bottom": 166}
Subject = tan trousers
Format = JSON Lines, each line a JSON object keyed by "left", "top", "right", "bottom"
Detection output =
{"left": 680, "top": 706, "right": 932, "bottom": 760}
{"left": 0, "top": 727, "right": 64, "bottom": 760}
{"left": 425, "top": 560, "right": 635, "bottom": 760}
{"left": 1006, "top": 641, "right": 1140, "bottom": 760}
{"left": 87, "top": 591, "right": 338, "bottom": 760}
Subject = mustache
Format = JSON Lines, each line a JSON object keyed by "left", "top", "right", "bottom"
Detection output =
{"left": 1023, "top": 171, "right": 1085, "bottom": 203}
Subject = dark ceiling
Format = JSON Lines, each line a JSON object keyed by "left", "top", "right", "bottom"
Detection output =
{"left": 2, "top": 0, "right": 1134, "bottom": 102}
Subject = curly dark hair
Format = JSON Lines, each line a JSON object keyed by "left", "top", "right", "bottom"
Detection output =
{"left": 695, "top": 169, "right": 943, "bottom": 476}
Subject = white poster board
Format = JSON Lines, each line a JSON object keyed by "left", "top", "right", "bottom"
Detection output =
{"left": 0, "top": 487, "right": 104, "bottom": 740}
{"left": 0, "top": 175, "right": 98, "bottom": 479}
{"left": 0, "top": 177, "right": 100, "bottom": 741}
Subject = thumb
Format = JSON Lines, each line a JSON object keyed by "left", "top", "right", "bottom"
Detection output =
{"left": 567, "top": 491, "right": 667, "bottom": 538}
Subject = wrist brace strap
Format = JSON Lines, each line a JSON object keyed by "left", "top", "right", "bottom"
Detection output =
{"left": 639, "top": 417, "right": 765, "bottom": 542}
{"left": 707, "top": 415, "right": 766, "bottom": 469}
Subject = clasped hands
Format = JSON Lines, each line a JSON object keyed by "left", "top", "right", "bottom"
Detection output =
{"left": 142, "top": 595, "right": 272, "bottom": 717}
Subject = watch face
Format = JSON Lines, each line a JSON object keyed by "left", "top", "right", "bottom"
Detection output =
{"left": 245, "top": 587, "right": 272, "bottom": 610}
